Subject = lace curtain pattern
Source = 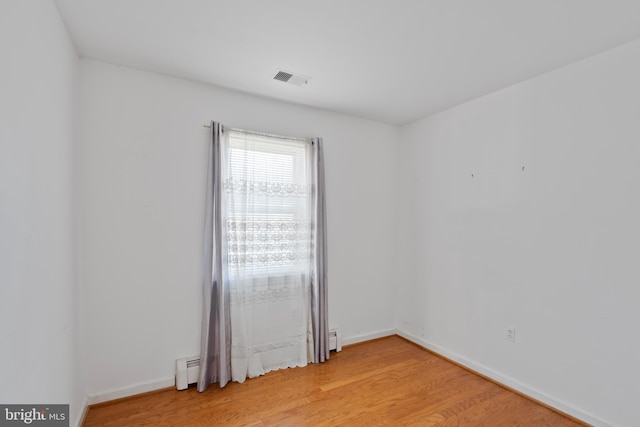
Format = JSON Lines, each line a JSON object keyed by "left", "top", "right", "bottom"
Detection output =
{"left": 226, "top": 218, "right": 311, "bottom": 269}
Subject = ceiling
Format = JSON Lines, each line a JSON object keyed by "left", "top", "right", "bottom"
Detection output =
{"left": 54, "top": 0, "right": 640, "bottom": 125}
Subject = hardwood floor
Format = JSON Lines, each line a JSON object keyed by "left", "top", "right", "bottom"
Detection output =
{"left": 83, "top": 336, "right": 586, "bottom": 426}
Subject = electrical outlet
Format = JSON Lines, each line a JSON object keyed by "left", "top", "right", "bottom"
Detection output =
{"left": 506, "top": 326, "right": 516, "bottom": 343}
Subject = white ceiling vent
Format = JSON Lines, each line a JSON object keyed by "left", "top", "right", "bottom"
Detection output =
{"left": 273, "top": 70, "right": 310, "bottom": 86}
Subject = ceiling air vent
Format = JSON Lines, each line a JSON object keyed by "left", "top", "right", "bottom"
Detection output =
{"left": 273, "top": 70, "right": 310, "bottom": 86}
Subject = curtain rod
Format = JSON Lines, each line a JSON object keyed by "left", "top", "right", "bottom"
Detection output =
{"left": 203, "top": 123, "right": 311, "bottom": 143}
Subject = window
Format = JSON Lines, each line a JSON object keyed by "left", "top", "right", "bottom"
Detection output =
{"left": 224, "top": 129, "right": 312, "bottom": 279}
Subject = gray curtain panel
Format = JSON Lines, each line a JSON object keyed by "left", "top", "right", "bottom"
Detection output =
{"left": 198, "top": 121, "right": 231, "bottom": 391}
{"left": 311, "top": 137, "right": 330, "bottom": 364}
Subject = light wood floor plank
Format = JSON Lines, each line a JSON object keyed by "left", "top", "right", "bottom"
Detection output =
{"left": 83, "top": 336, "right": 587, "bottom": 426}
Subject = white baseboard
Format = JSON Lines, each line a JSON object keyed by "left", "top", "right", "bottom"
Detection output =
{"left": 395, "top": 329, "right": 610, "bottom": 427}
{"left": 87, "top": 377, "right": 175, "bottom": 405}
{"left": 74, "top": 397, "right": 88, "bottom": 427}
{"left": 342, "top": 328, "right": 396, "bottom": 346}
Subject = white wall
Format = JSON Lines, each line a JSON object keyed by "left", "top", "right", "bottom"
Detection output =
{"left": 0, "top": 1, "right": 85, "bottom": 425}
{"left": 396, "top": 39, "right": 640, "bottom": 427}
{"left": 78, "top": 60, "right": 398, "bottom": 398}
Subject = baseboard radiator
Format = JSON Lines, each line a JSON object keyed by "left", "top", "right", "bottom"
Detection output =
{"left": 175, "top": 356, "right": 200, "bottom": 390}
{"left": 176, "top": 328, "right": 342, "bottom": 390}
{"left": 329, "top": 327, "right": 342, "bottom": 352}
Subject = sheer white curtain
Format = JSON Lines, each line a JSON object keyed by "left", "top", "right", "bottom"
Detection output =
{"left": 225, "top": 129, "right": 314, "bottom": 381}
